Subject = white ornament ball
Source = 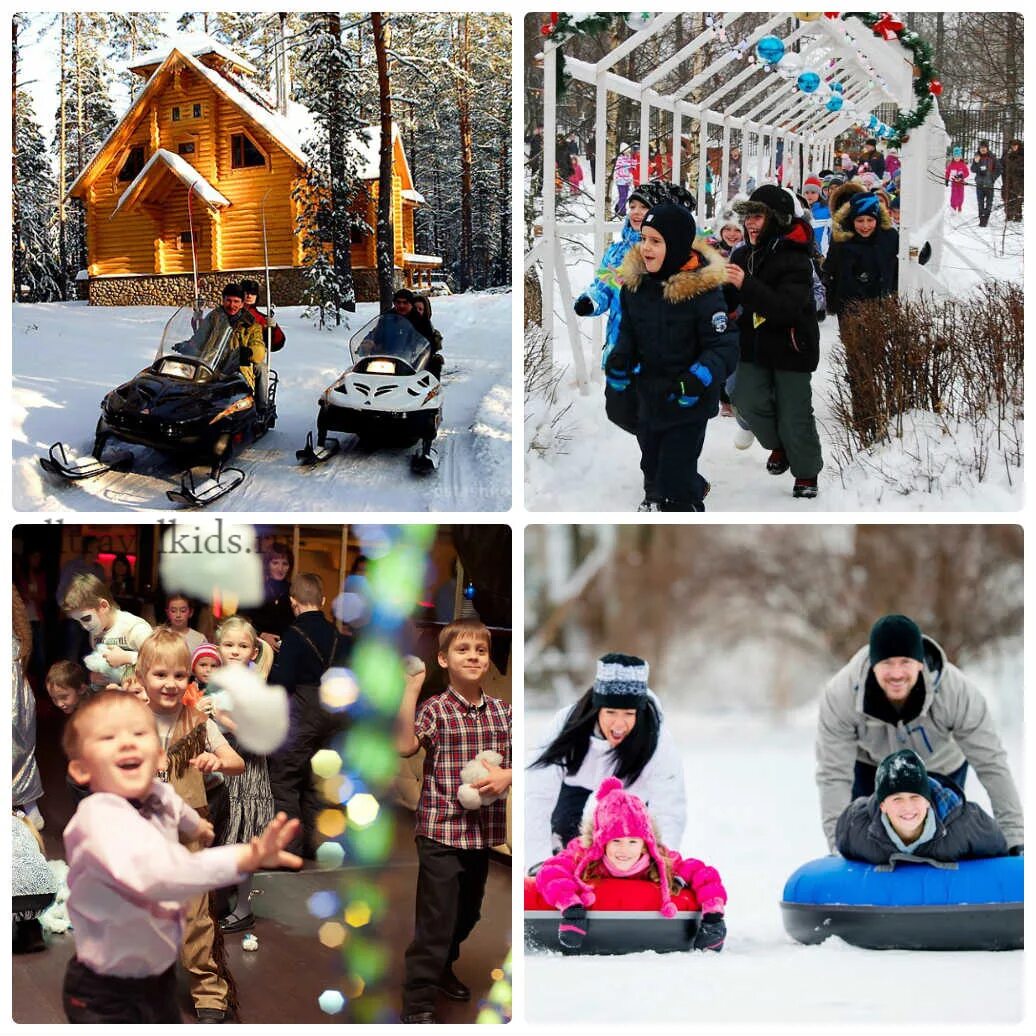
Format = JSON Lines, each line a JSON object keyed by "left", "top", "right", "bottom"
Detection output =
{"left": 625, "top": 13, "right": 654, "bottom": 32}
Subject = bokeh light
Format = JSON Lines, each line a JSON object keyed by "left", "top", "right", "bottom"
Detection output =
{"left": 345, "top": 792, "right": 380, "bottom": 827}
{"left": 320, "top": 668, "right": 361, "bottom": 711}
{"left": 315, "top": 840, "right": 346, "bottom": 868}
{"left": 317, "top": 990, "right": 346, "bottom": 1015}
{"left": 311, "top": 748, "right": 342, "bottom": 779}
{"left": 344, "top": 901, "right": 372, "bottom": 928}
{"left": 307, "top": 890, "right": 340, "bottom": 919}
{"left": 318, "top": 921, "right": 347, "bottom": 948}
{"left": 343, "top": 731, "right": 400, "bottom": 783}
{"left": 349, "top": 640, "right": 404, "bottom": 712}
{"left": 316, "top": 808, "right": 347, "bottom": 838}
{"left": 346, "top": 810, "right": 394, "bottom": 864}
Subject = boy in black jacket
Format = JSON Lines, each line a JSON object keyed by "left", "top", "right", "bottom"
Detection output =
{"left": 836, "top": 748, "right": 1007, "bottom": 865}
{"left": 607, "top": 202, "right": 738, "bottom": 512}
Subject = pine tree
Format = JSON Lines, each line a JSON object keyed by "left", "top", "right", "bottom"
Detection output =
{"left": 372, "top": 13, "right": 396, "bottom": 308}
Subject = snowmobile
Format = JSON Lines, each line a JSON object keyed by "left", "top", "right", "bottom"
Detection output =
{"left": 297, "top": 311, "right": 442, "bottom": 474}
{"left": 39, "top": 305, "right": 277, "bottom": 507}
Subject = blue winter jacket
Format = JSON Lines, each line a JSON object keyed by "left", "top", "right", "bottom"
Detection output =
{"left": 576, "top": 220, "right": 642, "bottom": 368}
{"left": 809, "top": 199, "right": 831, "bottom": 255}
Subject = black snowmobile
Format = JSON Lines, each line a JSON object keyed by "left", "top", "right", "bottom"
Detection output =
{"left": 297, "top": 310, "right": 442, "bottom": 474}
{"left": 39, "top": 305, "right": 277, "bottom": 506}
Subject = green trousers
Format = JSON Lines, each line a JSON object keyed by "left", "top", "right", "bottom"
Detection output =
{"left": 732, "top": 362, "right": 823, "bottom": 479}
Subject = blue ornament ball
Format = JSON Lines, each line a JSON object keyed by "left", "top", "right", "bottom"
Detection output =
{"left": 829, "top": 81, "right": 844, "bottom": 94}
{"left": 825, "top": 95, "right": 844, "bottom": 113}
{"left": 797, "top": 71, "right": 820, "bottom": 93}
{"left": 756, "top": 35, "right": 785, "bottom": 65}
{"left": 867, "top": 114, "right": 879, "bottom": 129}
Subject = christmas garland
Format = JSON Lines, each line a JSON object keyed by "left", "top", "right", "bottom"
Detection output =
{"left": 542, "top": 11, "right": 940, "bottom": 145}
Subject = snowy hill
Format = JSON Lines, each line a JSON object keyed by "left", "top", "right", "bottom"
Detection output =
{"left": 526, "top": 185, "right": 1023, "bottom": 512}
{"left": 13, "top": 291, "right": 511, "bottom": 512}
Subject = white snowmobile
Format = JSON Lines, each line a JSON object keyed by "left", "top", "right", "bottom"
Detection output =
{"left": 297, "top": 310, "right": 442, "bottom": 474}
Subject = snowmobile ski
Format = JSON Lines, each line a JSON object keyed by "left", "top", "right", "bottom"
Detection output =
{"left": 296, "top": 431, "right": 341, "bottom": 466}
{"left": 166, "top": 467, "right": 246, "bottom": 507}
{"left": 410, "top": 445, "right": 439, "bottom": 475}
{"left": 39, "top": 442, "right": 132, "bottom": 481}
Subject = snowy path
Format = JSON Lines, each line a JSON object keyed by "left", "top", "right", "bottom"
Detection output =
{"left": 526, "top": 189, "right": 1023, "bottom": 512}
{"left": 14, "top": 292, "right": 512, "bottom": 512}
{"left": 524, "top": 710, "right": 1026, "bottom": 1027}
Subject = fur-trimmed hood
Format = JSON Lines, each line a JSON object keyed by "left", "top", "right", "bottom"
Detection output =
{"left": 831, "top": 193, "right": 894, "bottom": 243}
{"left": 618, "top": 238, "right": 728, "bottom": 302}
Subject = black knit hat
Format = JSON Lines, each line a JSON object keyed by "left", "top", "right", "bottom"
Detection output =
{"left": 869, "top": 614, "right": 925, "bottom": 666}
{"left": 733, "top": 184, "right": 795, "bottom": 227}
{"left": 222, "top": 282, "right": 244, "bottom": 299}
{"left": 241, "top": 278, "right": 260, "bottom": 296}
{"left": 640, "top": 201, "right": 696, "bottom": 279}
{"left": 628, "top": 180, "right": 668, "bottom": 211}
{"left": 591, "top": 652, "right": 649, "bottom": 710}
{"left": 875, "top": 749, "right": 932, "bottom": 804}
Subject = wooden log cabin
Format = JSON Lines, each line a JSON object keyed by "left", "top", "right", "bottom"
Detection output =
{"left": 68, "top": 36, "right": 442, "bottom": 306}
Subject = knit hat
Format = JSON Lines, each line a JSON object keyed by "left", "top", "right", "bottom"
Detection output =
{"left": 732, "top": 184, "right": 795, "bottom": 227}
{"left": 875, "top": 749, "right": 933, "bottom": 804}
{"left": 803, "top": 175, "right": 823, "bottom": 193}
{"left": 952, "top": 146, "right": 963, "bottom": 158}
{"left": 222, "top": 282, "right": 244, "bottom": 299}
{"left": 591, "top": 653, "right": 649, "bottom": 709}
{"left": 628, "top": 180, "right": 668, "bottom": 211}
{"left": 848, "top": 191, "right": 881, "bottom": 219}
{"left": 640, "top": 202, "right": 696, "bottom": 279}
{"left": 869, "top": 614, "right": 925, "bottom": 666}
{"left": 241, "top": 278, "right": 260, "bottom": 296}
{"left": 191, "top": 643, "right": 221, "bottom": 671}
{"left": 576, "top": 777, "right": 678, "bottom": 917}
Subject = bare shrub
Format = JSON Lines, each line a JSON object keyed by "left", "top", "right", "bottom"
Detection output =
{"left": 525, "top": 326, "right": 574, "bottom": 456}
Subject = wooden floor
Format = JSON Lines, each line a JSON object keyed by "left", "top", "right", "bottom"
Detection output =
{"left": 14, "top": 704, "right": 512, "bottom": 1024}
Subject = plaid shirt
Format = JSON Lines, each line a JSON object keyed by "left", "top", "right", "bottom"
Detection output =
{"left": 415, "top": 687, "right": 511, "bottom": 850}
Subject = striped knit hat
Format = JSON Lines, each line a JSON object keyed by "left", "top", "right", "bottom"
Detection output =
{"left": 191, "top": 643, "right": 221, "bottom": 672}
{"left": 591, "top": 653, "right": 649, "bottom": 709}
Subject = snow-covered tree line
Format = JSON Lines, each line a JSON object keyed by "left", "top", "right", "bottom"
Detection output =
{"left": 525, "top": 525, "right": 1022, "bottom": 710}
{"left": 12, "top": 11, "right": 511, "bottom": 310}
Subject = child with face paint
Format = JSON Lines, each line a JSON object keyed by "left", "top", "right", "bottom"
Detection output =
{"left": 62, "top": 574, "right": 153, "bottom": 688}
{"left": 535, "top": 777, "right": 727, "bottom": 952}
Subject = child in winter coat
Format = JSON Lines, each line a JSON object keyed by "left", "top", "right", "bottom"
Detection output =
{"left": 824, "top": 188, "right": 899, "bottom": 316}
{"left": 945, "top": 147, "right": 969, "bottom": 213}
{"left": 613, "top": 148, "right": 636, "bottom": 215}
{"left": 609, "top": 201, "right": 738, "bottom": 511}
{"left": 836, "top": 749, "right": 1007, "bottom": 864}
{"left": 970, "top": 141, "right": 1000, "bottom": 227}
{"left": 535, "top": 776, "right": 727, "bottom": 952}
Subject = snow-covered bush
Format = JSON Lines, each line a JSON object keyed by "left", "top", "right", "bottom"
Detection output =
{"left": 525, "top": 325, "right": 574, "bottom": 457}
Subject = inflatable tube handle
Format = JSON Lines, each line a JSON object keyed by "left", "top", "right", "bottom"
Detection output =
{"left": 875, "top": 853, "right": 959, "bottom": 873}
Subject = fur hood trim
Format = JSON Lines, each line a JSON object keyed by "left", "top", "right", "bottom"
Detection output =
{"left": 831, "top": 195, "right": 893, "bottom": 243}
{"left": 618, "top": 238, "right": 728, "bottom": 302}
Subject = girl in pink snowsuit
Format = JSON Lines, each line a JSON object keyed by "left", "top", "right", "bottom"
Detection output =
{"left": 945, "top": 147, "right": 969, "bottom": 212}
{"left": 535, "top": 776, "right": 728, "bottom": 951}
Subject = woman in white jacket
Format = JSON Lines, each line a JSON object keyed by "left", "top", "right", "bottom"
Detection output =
{"left": 525, "top": 653, "right": 686, "bottom": 868}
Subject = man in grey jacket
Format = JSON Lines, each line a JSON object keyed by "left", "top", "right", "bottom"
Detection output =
{"left": 816, "top": 614, "right": 1023, "bottom": 854}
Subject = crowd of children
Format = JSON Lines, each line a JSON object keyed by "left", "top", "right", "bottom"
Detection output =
{"left": 16, "top": 553, "right": 512, "bottom": 1024}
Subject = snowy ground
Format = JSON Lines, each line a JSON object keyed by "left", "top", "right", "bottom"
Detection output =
{"left": 524, "top": 707, "right": 1027, "bottom": 1028}
{"left": 526, "top": 184, "right": 1023, "bottom": 512}
{"left": 13, "top": 291, "right": 511, "bottom": 512}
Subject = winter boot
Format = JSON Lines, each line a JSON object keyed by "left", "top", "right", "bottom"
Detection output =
{"left": 636, "top": 499, "right": 662, "bottom": 512}
{"left": 793, "top": 477, "right": 818, "bottom": 499}
{"left": 660, "top": 497, "right": 705, "bottom": 512}
{"left": 766, "top": 449, "right": 790, "bottom": 475}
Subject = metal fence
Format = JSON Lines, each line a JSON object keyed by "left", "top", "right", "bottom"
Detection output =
{"left": 941, "top": 104, "right": 1021, "bottom": 157}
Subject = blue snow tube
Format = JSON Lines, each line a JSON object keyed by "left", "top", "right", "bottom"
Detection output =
{"left": 781, "top": 855, "right": 1023, "bottom": 950}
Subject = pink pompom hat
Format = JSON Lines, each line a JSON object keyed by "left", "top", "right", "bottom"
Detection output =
{"left": 576, "top": 776, "right": 678, "bottom": 918}
{"left": 191, "top": 643, "right": 221, "bottom": 670}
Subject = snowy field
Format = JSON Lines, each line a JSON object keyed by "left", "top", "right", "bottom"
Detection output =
{"left": 14, "top": 290, "right": 511, "bottom": 512}
{"left": 526, "top": 185, "right": 1023, "bottom": 512}
{"left": 524, "top": 706, "right": 1027, "bottom": 1028}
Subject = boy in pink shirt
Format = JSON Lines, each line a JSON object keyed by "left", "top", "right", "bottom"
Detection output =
{"left": 61, "top": 690, "right": 301, "bottom": 1023}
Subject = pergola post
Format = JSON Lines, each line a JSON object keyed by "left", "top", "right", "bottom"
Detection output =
{"left": 541, "top": 41, "right": 557, "bottom": 346}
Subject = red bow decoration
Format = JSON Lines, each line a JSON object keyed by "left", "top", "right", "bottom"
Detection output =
{"left": 542, "top": 12, "right": 559, "bottom": 36}
{"left": 824, "top": 12, "right": 840, "bottom": 18}
{"left": 929, "top": 80, "right": 943, "bottom": 96}
{"left": 872, "top": 13, "right": 905, "bottom": 41}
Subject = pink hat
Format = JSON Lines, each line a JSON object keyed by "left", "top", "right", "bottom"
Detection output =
{"left": 191, "top": 643, "right": 221, "bottom": 670}
{"left": 576, "top": 777, "right": 678, "bottom": 917}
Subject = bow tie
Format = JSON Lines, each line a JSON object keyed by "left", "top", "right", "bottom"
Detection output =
{"left": 129, "top": 793, "right": 170, "bottom": 820}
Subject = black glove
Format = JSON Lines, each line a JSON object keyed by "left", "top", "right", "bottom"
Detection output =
{"left": 238, "top": 345, "right": 253, "bottom": 365}
{"left": 816, "top": 308, "right": 827, "bottom": 323}
{"left": 1008, "top": 844, "right": 1023, "bottom": 856}
{"left": 573, "top": 295, "right": 594, "bottom": 317}
{"left": 692, "top": 913, "right": 726, "bottom": 953}
{"left": 605, "top": 355, "right": 634, "bottom": 393}
{"left": 558, "top": 904, "right": 588, "bottom": 950}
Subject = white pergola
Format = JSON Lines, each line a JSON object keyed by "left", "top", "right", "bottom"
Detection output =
{"left": 529, "top": 13, "right": 950, "bottom": 385}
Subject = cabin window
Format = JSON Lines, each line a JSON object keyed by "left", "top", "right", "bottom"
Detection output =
{"left": 118, "top": 146, "right": 146, "bottom": 182}
{"left": 350, "top": 225, "right": 367, "bottom": 244}
{"left": 178, "top": 231, "right": 196, "bottom": 248}
{"left": 177, "top": 141, "right": 195, "bottom": 156}
{"left": 230, "top": 133, "right": 266, "bottom": 169}
{"left": 171, "top": 106, "right": 181, "bottom": 122}
{"left": 193, "top": 103, "right": 202, "bottom": 118}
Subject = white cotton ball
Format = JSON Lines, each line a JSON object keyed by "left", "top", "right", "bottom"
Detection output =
{"left": 403, "top": 655, "right": 426, "bottom": 677}
{"left": 242, "top": 933, "right": 259, "bottom": 951}
{"left": 458, "top": 784, "right": 484, "bottom": 810}
{"left": 207, "top": 666, "right": 289, "bottom": 755}
{"left": 157, "top": 521, "right": 264, "bottom": 607}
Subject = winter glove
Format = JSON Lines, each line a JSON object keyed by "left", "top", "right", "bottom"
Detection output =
{"left": 1008, "top": 844, "right": 1024, "bottom": 856}
{"left": 605, "top": 357, "right": 636, "bottom": 393}
{"left": 558, "top": 904, "right": 588, "bottom": 950}
{"left": 573, "top": 295, "right": 595, "bottom": 317}
{"left": 692, "top": 913, "right": 726, "bottom": 953}
{"left": 670, "top": 362, "right": 712, "bottom": 407}
{"left": 816, "top": 308, "right": 827, "bottom": 323}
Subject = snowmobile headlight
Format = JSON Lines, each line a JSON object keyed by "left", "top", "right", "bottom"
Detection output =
{"left": 367, "top": 359, "right": 396, "bottom": 374}
{"left": 421, "top": 385, "right": 441, "bottom": 405}
{"left": 209, "top": 397, "right": 254, "bottom": 424}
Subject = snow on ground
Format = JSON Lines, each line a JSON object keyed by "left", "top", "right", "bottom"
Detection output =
{"left": 524, "top": 707, "right": 1026, "bottom": 1028}
{"left": 526, "top": 184, "right": 1023, "bottom": 512}
{"left": 13, "top": 291, "right": 511, "bottom": 511}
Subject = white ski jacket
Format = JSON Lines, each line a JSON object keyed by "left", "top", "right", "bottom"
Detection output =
{"left": 816, "top": 637, "right": 1023, "bottom": 851}
{"left": 525, "top": 692, "right": 687, "bottom": 867}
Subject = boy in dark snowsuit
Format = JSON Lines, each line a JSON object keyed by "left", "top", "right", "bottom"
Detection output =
{"left": 607, "top": 202, "right": 738, "bottom": 511}
{"left": 725, "top": 185, "right": 823, "bottom": 499}
{"left": 836, "top": 748, "right": 1007, "bottom": 865}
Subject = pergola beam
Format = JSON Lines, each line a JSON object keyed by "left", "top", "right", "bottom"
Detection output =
{"left": 595, "top": 13, "right": 680, "bottom": 72}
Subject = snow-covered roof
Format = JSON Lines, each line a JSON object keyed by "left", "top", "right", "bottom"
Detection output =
{"left": 113, "top": 149, "right": 230, "bottom": 217}
{"left": 402, "top": 188, "right": 426, "bottom": 204}
{"left": 353, "top": 123, "right": 415, "bottom": 188}
{"left": 404, "top": 252, "right": 443, "bottom": 266}
{"left": 127, "top": 33, "right": 259, "bottom": 77}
